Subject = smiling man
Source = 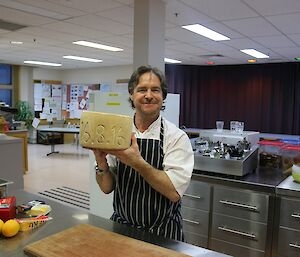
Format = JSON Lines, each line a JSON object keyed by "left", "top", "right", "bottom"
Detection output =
{"left": 93, "top": 65, "right": 194, "bottom": 241}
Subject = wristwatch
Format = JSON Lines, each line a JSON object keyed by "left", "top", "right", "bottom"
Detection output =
{"left": 95, "top": 164, "right": 106, "bottom": 175}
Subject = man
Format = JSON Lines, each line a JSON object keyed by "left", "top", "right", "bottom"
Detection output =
{"left": 93, "top": 65, "right": 194, "bottom": 241}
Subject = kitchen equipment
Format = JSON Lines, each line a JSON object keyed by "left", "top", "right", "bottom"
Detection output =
{"left": 193, "top": 129, "right": 259, "bottom": 176}
{"left": 24, "top": 224, "right": 190, "bottom": 257}
{"left": 199, "top": 129, "right": 259, "bottom": 147}
{"left": 194, "top": 147, "right": 258, "bottom": 176}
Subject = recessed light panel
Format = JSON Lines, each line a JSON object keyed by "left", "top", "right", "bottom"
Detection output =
{"left": 164, "top": 58, "right": 181, "bottom": 63}
{"left": 24, "top": 60, "right": 62, "bottom": 67}
{"left": 63, "top": 55, "right": 103, "bottom": 63}
{"left": 182, "top": 24, "right": 230, "bottom": 41}
{"left": 240, "top": 49, "right": 269, "bottom": 59}
{"left": 73, "top": 40, "right": 123, "bottom": 52}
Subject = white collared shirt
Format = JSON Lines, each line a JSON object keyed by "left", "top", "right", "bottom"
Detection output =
{"left": 107, "top": 115, "right": 194, "bottom": 197}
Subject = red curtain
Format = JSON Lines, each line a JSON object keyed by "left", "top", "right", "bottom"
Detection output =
{"left": 165, "top": 62, "right": 300, "bottom": 135}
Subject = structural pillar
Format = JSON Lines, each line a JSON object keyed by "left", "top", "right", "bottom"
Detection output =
{"left": 133, "top": 0, "right": 165, "bottom": 72}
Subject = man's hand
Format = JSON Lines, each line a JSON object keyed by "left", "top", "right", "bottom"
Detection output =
{"left": 92, "top": 149, "right": 109, "bottom": 171}
{"left": 106, "top": 133, "right": 144, "bottom": 170}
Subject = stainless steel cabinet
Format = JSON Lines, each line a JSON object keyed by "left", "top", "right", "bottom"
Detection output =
{"left": 182, "top": 180, "right": 211, "bottom": 248}
{"left": 277, "top": 197, "right": 300, "bottom": 257}
{"left": 210, "top": 185, "right": 270, "bottom": 257}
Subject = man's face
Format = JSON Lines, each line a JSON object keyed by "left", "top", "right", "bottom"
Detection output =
{"left": 131, "top": 72, "right": 163, "bottom": 117}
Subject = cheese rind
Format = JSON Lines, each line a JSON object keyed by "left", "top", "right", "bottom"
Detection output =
{"left": 80, "top": 111, "right": 132, "bottom": 150}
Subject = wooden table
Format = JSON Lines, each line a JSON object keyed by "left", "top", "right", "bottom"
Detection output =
{"left": 37, "top": 126, "right": 80, "bottom": 156}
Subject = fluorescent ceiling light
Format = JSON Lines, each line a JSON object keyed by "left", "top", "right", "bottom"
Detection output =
{"left": 240, "top": 49, "right": 269, "bottom": 59}
{"left": 63, "top": 55, "right": 103, "bottom": 63}
{"left": 24, "top": 60, "right": 62, "bottom": 67}
{"left": 10, "top": 41, "right": 23, "bottom": 44}
{"left": 182, "top": 24, "right": 230, "bottom": 41}
{"left": 73, "top": 40, "right": 123, "bottom": 52}
{"left": 164, "top": 58, "right": 181, "bottom": 63}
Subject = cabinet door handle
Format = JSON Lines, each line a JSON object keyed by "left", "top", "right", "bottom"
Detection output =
{"left": 289, "top": 243, "right": 300, "bottom": 249}
{"left": 291, "top": 213, "right": 300, "bottom": 219}
{"left": 218, "top": 226, "right": 256, "bottom": 240}
{"left": 184, "top": 193, "right": 201, "bottom": 199}
{"left": 219, "top": 200, "right": 258, "bottom": 211}
{"left": 183, "top": 218, "right": 200, "bottom": 225}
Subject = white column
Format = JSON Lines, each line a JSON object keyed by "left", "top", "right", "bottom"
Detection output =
{"left": 19, "top": 66, "right": 33, "bottom": 105}
{"left": 133, "top": 0, "right": 165, "bottom": 72}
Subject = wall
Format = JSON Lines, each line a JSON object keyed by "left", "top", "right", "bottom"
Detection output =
{"left": 61, "top": 65, "right": 132, "bottom": 84}
{"left": 33, "top": 67, "right": 63, "bottom": 81}
{"left": 18, "top": 64, "right": 132, "bottom": 112}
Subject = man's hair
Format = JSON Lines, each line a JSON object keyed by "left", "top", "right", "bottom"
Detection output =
{"left": 128, "top": 65, "right": 167, "bottom": 109}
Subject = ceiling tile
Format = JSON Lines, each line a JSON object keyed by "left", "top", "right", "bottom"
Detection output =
{"left": 266, "top": 13, "right": 300, "bottom": 34}
{"left": 46, "top": 0, "right": 123, "bottom": 13}
{"left": 165, "top": 1, "right": 213, "bottom": 26}
{"left": 223, "top": 38, "right": 264, "bottom": 50}
{"left": 8, "top": 0, "right": 85, "bottom": 16}
{"left": 287, "top": 34, "right": 300, "bottom": 45}
{"left": 0, "top": 6, "right": 55, "bottom": 26}
{"left": 223, "top": 17, "right": 282, "bottom": 37}
{"left": 183, "top": 0, "right": 259, "bottom": 20}
{"left": 253, "top": 35, "right": 297, "bottom": 48}
{"left": 244, "top": 0, "right": 300, "bottom": 16}
{"left": 42, "top": 21, "right": 112, "bottom": 39}
{"left": 67, "top": 14, "right": 132, "bottom": 35}
{"left": 96, "top": 6, "right": 134, "bottom": 26}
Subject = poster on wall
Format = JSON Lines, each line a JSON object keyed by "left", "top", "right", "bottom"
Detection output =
{"left": 33, "top": 82, "right": 100, "bottom": 120}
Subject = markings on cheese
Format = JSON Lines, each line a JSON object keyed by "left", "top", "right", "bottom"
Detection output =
{"left": 80, "top": 111, "right": 132, "bottom": 149}
{"left": 81, "top": 122, "right": 125, "bottom": 146}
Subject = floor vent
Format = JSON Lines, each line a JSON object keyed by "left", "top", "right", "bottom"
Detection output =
{"left": 38, "top": 186, "right": 90, "bottom": 210}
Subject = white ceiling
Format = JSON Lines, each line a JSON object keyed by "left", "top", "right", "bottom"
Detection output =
{"left": 1, "top": 0, "right": 300, "bottom": 69}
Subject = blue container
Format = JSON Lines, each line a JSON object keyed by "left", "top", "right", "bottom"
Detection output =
{"left": 280, "top": 139, "right": 300, "bottom": 145}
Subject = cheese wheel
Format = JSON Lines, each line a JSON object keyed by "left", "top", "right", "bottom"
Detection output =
{"left": 80, "top": 111, "right": 132, "bottom": 150}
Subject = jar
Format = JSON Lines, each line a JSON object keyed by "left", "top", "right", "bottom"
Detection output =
{"left": 257, "top": 140, "right": 285, "bottom": 168}
{"left": 281, "top": 145, "right": 300, "bottom": 171}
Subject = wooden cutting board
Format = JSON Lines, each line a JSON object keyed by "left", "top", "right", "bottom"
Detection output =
{"left": 24, "top": 224, "right": 190, "bottom": 257}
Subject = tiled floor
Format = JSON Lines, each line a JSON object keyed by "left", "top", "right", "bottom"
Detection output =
{"left": 24, "top": 143, "right": 90, "bottom": 195}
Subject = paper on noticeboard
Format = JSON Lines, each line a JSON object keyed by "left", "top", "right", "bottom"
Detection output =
{"left": 32, "top": 118, "right": 40, "bottom": 129}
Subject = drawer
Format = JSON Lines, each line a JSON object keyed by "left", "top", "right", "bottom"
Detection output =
{"left": 182, "top": 206, "right": 209, "bottom": 236}
{"left": 182, "top": 180, "right": 211, "bottom": 210}
{"left": 210, "top": 238, "right": 265, "bottom": 257}
{"left": 277, "top": 227, "right": 300, "bottom": 257}
{"left": 279, "top": 197, "right": 300, "bottom": 230}
{"left": 184, "top": 231, "right": 208, "bottom": 248}
{"left": 211, "top": 213, "right": 267, "bottom": 251}
{"left": 213, "top": 185, "right": 269, "bottom": 223}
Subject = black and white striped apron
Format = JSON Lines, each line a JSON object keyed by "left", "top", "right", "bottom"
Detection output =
{"left": 111, "top": 119, "right": 184, "bottom": 241}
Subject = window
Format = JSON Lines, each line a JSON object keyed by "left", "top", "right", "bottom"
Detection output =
{"left": 0, "top": 64, "right": 13, "bottom": 106}
{"left": 0, "top": 64, "right": 12, "bottom": 85}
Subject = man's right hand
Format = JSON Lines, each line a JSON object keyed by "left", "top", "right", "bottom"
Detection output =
{"left": 92, "top": 149, "right": 109, "bottom": 172}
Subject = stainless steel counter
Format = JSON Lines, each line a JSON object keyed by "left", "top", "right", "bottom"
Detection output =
{"left": 192, "top": 166, "right": 287, "bottom": 194}
{"left": 0, "top": 190, "right": 231, "bottom": 257}
{"left": 276, "top": 175, "right": 300, "bottom": 198}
